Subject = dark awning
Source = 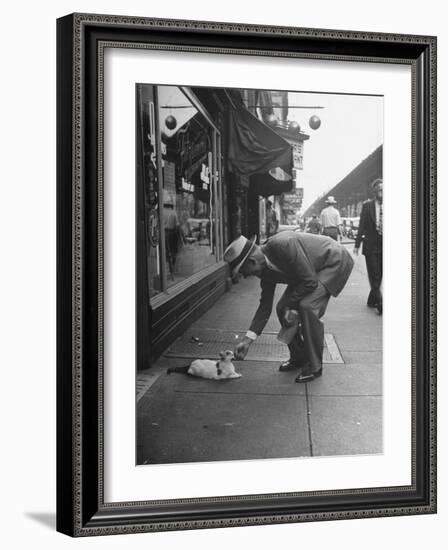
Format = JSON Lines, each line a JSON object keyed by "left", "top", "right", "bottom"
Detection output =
{"left": 228, "top": 105, "right": 293, "bottom": 178}
{"left": 250, "top": 172, "right": 294, "bottom": 198}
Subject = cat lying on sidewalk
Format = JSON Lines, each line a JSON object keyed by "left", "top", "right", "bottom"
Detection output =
{"left": 167, "top": 350, "right": 242, "bottom": 380}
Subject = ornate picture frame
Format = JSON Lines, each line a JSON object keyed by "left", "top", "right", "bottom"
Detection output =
{"left": 56, "top": 13, "right": 436, "bottom": 536}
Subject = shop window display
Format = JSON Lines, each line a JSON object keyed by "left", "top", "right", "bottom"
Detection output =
{"left": 158, "top": 86, "right": 218, "bottom": 287}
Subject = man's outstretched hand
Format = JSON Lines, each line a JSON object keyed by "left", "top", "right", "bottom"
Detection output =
{"left": 235, "top": 336, "right": 253, "bottom": 360}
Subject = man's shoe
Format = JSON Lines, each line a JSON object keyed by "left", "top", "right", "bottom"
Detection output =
{"left": 295, "top": 368, "right": 323, "bottom": 383}
{"left": 278, "top": 359, "right": 301, "bottom": 372}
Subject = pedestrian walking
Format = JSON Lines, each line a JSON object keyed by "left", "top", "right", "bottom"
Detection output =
{"left": 320, "top": 196, "right": 342, "bottom": 241}
{"left": 354, "top": 178, "right": 383, "bottom": 315}
{"left": 163, "top": 193, "right": 183, "bottom": 278}
{"left": 265, "top": 200, "right": 279, "bottom": 239}
{"left": 224, "top": 231, "right": 354, "bottom": 382}
{"left": 306, "top": 215, "right": 322, "bottom": 234}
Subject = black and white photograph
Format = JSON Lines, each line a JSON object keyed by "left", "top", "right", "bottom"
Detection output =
{"left": 136, "top": 84, "right": 384, "bottom": 465}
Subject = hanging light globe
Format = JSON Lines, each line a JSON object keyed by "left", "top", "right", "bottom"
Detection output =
{"left": 288, "top": 120, "right": 301, "bottom": 132}
{"left": 165, "top": 115, "right": 177, "bottom": 130}
{"left": 309, "top": 115, "right": 321, "bottom": 130}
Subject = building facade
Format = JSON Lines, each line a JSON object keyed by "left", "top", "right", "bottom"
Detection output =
{"left": 244, "top": 89, "right": 310, "bottom": 231}
{"left": 137, "top": 85, "right": 295, "bottom": 368}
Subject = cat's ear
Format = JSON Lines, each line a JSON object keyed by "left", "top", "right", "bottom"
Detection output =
{"left": 219, "top": 350, "right": 225, "bottom": 359}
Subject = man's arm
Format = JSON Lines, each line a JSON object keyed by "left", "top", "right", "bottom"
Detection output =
{"left": 319, "top": 210, "right": 325, "bottom": 234}
{"left": 248, "top": 279, "right": 276, "bottom": 335}
{"left": 336, "top": 210, "right": 343, "bottom": 238}
{"left": 354, "top": 203, "right": 367, "bottom": 252}
{"left": 235, "top": 279, "right": 275, "bottom": 360}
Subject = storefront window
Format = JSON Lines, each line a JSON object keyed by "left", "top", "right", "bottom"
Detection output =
{"left": 158, "top": 86, "right": 218, "bottom": 288}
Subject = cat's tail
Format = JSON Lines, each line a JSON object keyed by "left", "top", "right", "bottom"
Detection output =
{"left": 166, "top": 365, "right": 190, "bottom": 375}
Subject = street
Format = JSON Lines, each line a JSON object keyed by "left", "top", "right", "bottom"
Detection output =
{"left": 137, "top": 242, "right": 382, "bottom": 465}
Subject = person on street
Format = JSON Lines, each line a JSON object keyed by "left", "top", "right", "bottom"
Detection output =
{"left": 223, "top": 231, "right": 354, "bottom": 382}
{"left": 354, "top": 178, "right": 383, "bottom": 315}
{"left": 307, "top": 215, "right": 322, "bottom": 234}
{"left": 341, "top": 218, "right": 347, "bottom": 239}
{"left": 163, "top": 194, "right": 183, "bottom": 278}
{"left": 265, "top": 200, "right": 279, "bottom": 239}
{"left": 320, "top": 196, "right": 342, "bottom": 241}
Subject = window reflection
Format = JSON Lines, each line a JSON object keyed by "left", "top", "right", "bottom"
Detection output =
{"left": 158, "top": 86, "right": 217, "bottom": 286}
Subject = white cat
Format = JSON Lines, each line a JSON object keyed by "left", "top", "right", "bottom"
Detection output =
{"left": 167, "top": 350, "right": 242, "bottom": 380}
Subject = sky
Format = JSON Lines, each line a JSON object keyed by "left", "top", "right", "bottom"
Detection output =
{"left": 154, "top": 86, "right": 383, "bottom": 213}
{"left": 287, "top": 91, "right": 383, "bottom": 211}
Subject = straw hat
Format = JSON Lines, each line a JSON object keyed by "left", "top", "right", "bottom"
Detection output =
{"left": 223, "top": 235, "right": 257, "bottom": 278}
{"left": 325, "top": 196, "right": 337, "bottom": 205}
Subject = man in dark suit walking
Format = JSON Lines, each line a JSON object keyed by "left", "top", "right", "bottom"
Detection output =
{"left": 354, "top": 178, "right": 383, "bottom": 315}
{"left": 224, "top": 231, "right": 354, "bottom": 382}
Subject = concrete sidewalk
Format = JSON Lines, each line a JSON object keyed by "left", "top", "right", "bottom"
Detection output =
{"left": 137, "top": 243, "right": 382, "bottom": 464}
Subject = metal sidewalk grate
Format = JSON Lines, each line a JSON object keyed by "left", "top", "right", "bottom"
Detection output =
{"left": 165, "top": 329, "right": 344, "bottom": 364}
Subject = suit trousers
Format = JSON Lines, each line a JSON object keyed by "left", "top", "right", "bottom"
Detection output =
{"left": 365, "top": 251, "right": 383, "bottom": 307}
{"left": 276, "top": 281, "right": 331, "bottom": 374}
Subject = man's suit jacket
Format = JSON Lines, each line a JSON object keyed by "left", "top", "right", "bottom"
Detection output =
{"left": 355, "top": 199, "right": 382, "bottom": 257}
{"left": 248, "top": 231, "right": 354, "bottom": 335}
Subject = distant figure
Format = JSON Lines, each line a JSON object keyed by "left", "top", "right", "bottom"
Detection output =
{"left": 265, "top": 200, "right": 279, "bottom": 239}
{"left": 354, "top": 179, "right": 383, "bottom": 315}
{"left": 320, "top": 196, "right": 342, "bottom": 241}
{"left": 307, "top": 215, "right": 322, "bottom": 234}
{"left": 163, "top": 195, "right": 182, "bottom": 278}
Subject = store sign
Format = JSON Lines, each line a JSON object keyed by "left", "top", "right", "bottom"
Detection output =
{"left": 182, "top": 153, "right": 206, "bottom": 182}
{"left": 292, "top": 142, "right": 304, "bottom": 169}
{"left": 181, "top": 178, "right": 195, "bottom": 193}
{"left": 283, "top": 188, "right": 303, "bottom": 200}
{"left": 283, "top": 187, "right": 304, "bottom": 209}
{"left": 175, "top": 121, "right": 211, "bottom": 191}
{"left": 201, "top": 163, "right": 210, "bottom": 184}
